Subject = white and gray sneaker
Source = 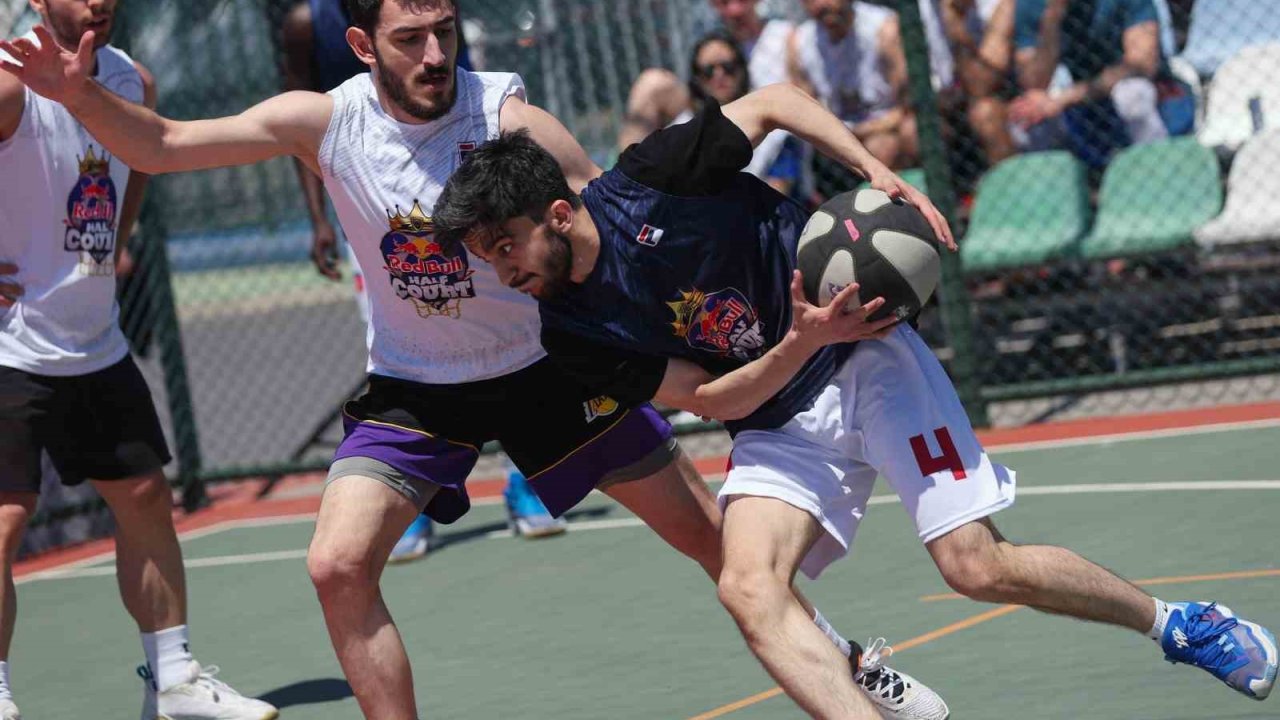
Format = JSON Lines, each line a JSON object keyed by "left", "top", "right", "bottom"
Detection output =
{"left": 854, "top": 638, "right": 950, "bottom": 720}
{"left": 0, "top": 698, "right": 20, "bottom": 719}
{"left": 138, "top": 662, "right": 279, "bottom": 720}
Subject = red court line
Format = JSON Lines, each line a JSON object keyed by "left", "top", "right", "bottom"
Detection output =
{"left": 17, "top": 401, "right": 1279, "bottom": 579}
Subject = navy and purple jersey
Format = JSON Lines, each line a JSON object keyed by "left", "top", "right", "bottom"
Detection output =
{"left": 539, "top": 104, "right": 852, "bottom": 434}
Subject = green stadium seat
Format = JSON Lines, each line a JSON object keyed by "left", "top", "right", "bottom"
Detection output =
{"left": 1081, "top": 138, "right": 1223, "bottom": 259}
{"left": 961, "top": 151, "right": 1091, "bottom": 273}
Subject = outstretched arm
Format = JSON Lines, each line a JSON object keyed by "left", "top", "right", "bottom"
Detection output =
{"left": 721, "top": 83, "right": 955, "bottom": 248}
{"left": 499, "top": 94, "right": 602, "bottom": 193}
{"left": 0, "top": 27, "right": 332, "bottom": 175}
{"left": 113, "top": 61, "right": 157, "bottom": 265}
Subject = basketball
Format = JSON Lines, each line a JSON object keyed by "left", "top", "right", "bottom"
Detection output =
{"left": 795, "top": 188, "right": 941, "bottom": 323}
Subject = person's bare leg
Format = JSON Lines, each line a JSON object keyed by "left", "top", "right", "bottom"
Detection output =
{"left": 928, "top": 517, "right": 1155, "bottom": 632}
{"left": 860, "top": 130, "right": 902, "bottom": 170}
{"left": 602, "top": 454, "right": 845, "bottom": 646}
{"left": 0, "top": 494, "right": 35, "bottom": 662}
{"left": 307, "top": 476, "right": 422, "bottom": 720}
{"left": 718, "top": 495, "right": 878, "bottom": 719}
{"left": 93, "top": 472, "right": 186, "bottom": 631}
{"left": 967, "top": 96, "right": 1016, "bottom": 165}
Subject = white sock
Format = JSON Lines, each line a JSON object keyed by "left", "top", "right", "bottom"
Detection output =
{"left": 141, "top": 625, "right": 195, "bottom": 691}
{"left": 1147, "top": 598, "right": 1171, "bottom": 640}
{"left": 0, "top": 660, "right": 12, "bottom": 702}
{"left": 812, "top": 609, "right": 853, "bottom": 658}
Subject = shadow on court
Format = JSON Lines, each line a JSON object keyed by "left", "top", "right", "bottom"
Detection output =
{"left": 258, "top": 678, "right": 354, "bottom": 709}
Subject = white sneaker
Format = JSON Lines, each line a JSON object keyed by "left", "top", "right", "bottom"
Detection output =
{"left": 139, "top": 662, "right": 278, "bottom": 720}
{"left": 855, "top": 638, "right": 950, "bottom": 720}
{"left": 0, "top": 698, "right": 20, "bottom": 719}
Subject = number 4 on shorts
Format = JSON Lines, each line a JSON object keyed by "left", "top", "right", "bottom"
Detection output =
{"left": 909, "top": 427, "right": 967, "bottom": 480}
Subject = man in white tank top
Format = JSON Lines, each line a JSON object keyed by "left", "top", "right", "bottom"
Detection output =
{"left": 789, "top": 0, "right": 916, "bottom": 170}
{"left": 2, "top": 2, "right": 947, "bottom": 718}
{"left": 0, "top": 3, "right": 276, "bottom": 720}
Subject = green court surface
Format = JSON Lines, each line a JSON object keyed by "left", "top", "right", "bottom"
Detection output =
{"left": 18, "top": 422, "right": 1280, "bottom": 719}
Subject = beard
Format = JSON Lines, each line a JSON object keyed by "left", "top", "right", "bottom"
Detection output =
{"left": 372, "top": 47, "right": 457, "bottom": 122}
{"left": 48, "top": 11, "right": 111, "bottom": 50}
{"left": 532, "top": 230, "right": 575, "bottom": 301}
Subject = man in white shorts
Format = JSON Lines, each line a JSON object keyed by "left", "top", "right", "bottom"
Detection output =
{"left": 0, "top": 1, "right": 276, "bottom": 718}
{"left": 431, "top": 80, "right": 1278, "bottom": 714}
{"left": 0, "top": 1, "right": 953, "bottom": 717}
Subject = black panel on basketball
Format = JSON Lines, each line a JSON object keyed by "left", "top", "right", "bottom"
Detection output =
{"left": 795, "top": 188, "right": 941, "bottom": 323}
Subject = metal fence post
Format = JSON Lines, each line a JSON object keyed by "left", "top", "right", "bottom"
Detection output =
{"left": 895, "top": 0, "right": 989, "bottom": 426}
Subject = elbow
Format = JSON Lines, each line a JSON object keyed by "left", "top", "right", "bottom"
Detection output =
{"left": 688, "top": 393, "right": 750, "bottom": 422}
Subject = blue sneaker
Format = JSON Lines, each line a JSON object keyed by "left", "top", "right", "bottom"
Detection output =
{"left": 504, "top": 470, "right": 567, "bottom": 538}
{"left": 388, "top": 514, "right": 433, "bottom": 563}
{"left": 1161, "top": 602, "right": 1278, "bottom": 700}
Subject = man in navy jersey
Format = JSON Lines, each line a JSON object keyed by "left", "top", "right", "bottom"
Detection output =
{"left": 433, "top": 83, "right": 1278, "bottom": 713}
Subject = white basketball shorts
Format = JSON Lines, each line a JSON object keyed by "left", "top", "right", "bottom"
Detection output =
{"left": 720, "top": 324, "right": 1016, "bottom": 579}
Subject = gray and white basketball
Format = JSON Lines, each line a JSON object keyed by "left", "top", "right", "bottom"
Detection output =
{"left": 795, "top": 188, "right": 941, "bottom": 322}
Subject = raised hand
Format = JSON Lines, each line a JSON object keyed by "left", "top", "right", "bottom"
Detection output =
{"left": 866, "top": 168, "right": 957, "bottom": 251}
{"left": 787, "top": 271, "right": 897, "bottom": 352}
{"left": 0, "top": 25, "right": 95, "bottom": 106}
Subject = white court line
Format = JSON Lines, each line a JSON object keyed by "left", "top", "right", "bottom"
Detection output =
{"left": 22, "top": 478, "right": 1280, "bottom": 584}
{"left": 982, "top": 417, "right": 1280, "bottom": 455}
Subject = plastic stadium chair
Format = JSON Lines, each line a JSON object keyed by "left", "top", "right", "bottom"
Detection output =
{"left": 1081, "top": 138, "right": 1222, "bottom": 259}
{"left": 1196, "top": 130, "right": 1280, "bottom": 248}
{"left": 1179, "top": 0, "right": 1280, "bottom": 78}
{"left": 1198, "top": 43, "right": 1280, "bottom": 153}
{"left": 960, "top": 152, "right": 1091, "bottom": 273}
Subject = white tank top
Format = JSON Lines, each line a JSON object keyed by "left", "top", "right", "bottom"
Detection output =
{"left": 319, "top": 70, "right": 545, "bottom": 385}
{"left": 794, "top": 3, "right": 896, "bottom": 125}
{"left": 0, "top": 38, "right": 142, "bottom": 376}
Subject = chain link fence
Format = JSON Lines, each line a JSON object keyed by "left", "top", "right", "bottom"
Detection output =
{"left": 8, "top": 0, "right": 1279, "bottom": 533}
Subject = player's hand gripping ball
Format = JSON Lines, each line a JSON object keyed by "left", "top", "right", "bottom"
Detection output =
{"left": 796, "top": 188, "right": 941, "bottom": 323}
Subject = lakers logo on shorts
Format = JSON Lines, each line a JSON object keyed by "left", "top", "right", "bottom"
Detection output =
{"left": 583, "top": 395, "right": 619, "bottom": 423}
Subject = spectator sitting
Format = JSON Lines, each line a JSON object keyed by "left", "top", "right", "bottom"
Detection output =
{"left": 938, "top": 0, "right": 1019, "bottom": 166}
{"left": 619, "top": 31, "right": 804, "bottom": 196}
{"left": 619, "top": 0, "right": 792, "bottom": 150}
{"left": 1009, "top": 0, "right": 1192, "bottom": 167}
{"left": 788, "top": 0, "right": 915, "bottom": 170}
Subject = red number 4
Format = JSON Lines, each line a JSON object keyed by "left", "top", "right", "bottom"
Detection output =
{"left": 909, "top": 427, "right": 967, "bottom": 480}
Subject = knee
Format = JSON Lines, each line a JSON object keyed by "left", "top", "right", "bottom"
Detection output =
{"left": 307, "top": 542, "right": 375, "bottom": 602}
{"left": 930, "top": 527, "right": 1012, "bottom": 602}
{"left": 968, "top": 96, "right": 1006, "bottom": 134}
{"left": 0, "top": 499, "right": 34, "bottom": 559}
{"left": 717, "top": 566, "right": 788, "bottom": 632}
{"left": 936, "top": 551, "right": 1007, "bottom": 601}
{"left": 1110, "top": 77, "right": 1159, "bottom": 120}
{"left": 110, "top": 475, "right": 174, "bottom": 519}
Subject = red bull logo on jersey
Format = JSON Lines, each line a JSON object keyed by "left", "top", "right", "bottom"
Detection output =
{"left": 667, "top": 287, "right": 766, "bottom": 361}
{"left": 380, "top": 200, "right": 476, "bottom": 319}
{"left": 63, "top": 145, "right": 118, "bottom": 275}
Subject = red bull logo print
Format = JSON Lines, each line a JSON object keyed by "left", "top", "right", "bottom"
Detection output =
{"left": 64, "top": 145, "right": 118, "bottom": 276}
{"left": 667, "top": 287, "right": 765, "bottom": 361}
{"left": 380, "top": 200, "right": 476, "bottom": 318}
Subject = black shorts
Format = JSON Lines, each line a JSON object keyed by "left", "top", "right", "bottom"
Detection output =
{"left": 330, "top": 358, "right": 676, "bottom": 522}
{"left": 0, "top": 356, "right": 171, "bottom": 492}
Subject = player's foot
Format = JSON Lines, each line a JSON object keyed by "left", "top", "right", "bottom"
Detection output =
{"left": 854, "top": 638, "right": 950, "bottom": 720}
{"left": 0, "top": 698, "right": 21, "bottom": 719}
{"left": 505, "top": 470, "right": 566, "bottom": 538}
{"left": 139, "top": 662, "right": 279, "bottom": 719}
{"left": 388, "top": 514, "right": 433, "bottom": 563}
{"left": 1161, "top": 602, "right": 1277, "bottom": 700}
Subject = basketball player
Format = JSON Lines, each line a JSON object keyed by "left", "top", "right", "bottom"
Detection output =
{"left": 0, "top": 1, "right": 277, "bottom": 719}
{"left": 431, "top": 83, "right": 1279, "bottom": 714}
{"left": 0, "top": 1, "right": 951, "bottom": 717}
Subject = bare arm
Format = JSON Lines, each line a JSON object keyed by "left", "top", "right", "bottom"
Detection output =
{"left": 721, "top": 83, "right": 955, "bottom": 247}
{"left": 113, "top": 61, "right": 157, "bottom": 264}
{"left": 280, "top": 2, "right": 342, "bottom": 279}
{"left": 945, "top": 0, "right": 1014, "bottom": 97}
{"left": 0, "top": 60, "right": 22, "bottom": 141}
{"left": 617, "top": 68, "right": 691, "bottom": 151}
{"left": 1052, "top": 21, "right": 1161, "bottom": 108}
{"left": 655, "top": 276, "right": 893, "bottom": 421}
{"left": 0, "top": 27, "right": 331, "bottom": 175}
{"left": 1016, "top": 0, "right": 1067, "bottom": 90}
{"left": 500, "top": 93, "right": 602, "bottom": 192}
{"left": 786, "top": 29, "right": 816, "bottom": 98}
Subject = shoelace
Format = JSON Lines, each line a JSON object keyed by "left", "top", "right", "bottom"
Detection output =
{"left": 1180, "top": 603, "right": 1242, "bottom": 672}
{"left": 856, "top": 637, "right": 906, "bottom": 702}
{"left": 194, "top": 665, "right": 246, "bottom": 699}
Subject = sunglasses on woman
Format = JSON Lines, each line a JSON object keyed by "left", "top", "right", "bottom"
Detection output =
{"left": 695, "top": 60, "right": 743, "bottom": 80}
